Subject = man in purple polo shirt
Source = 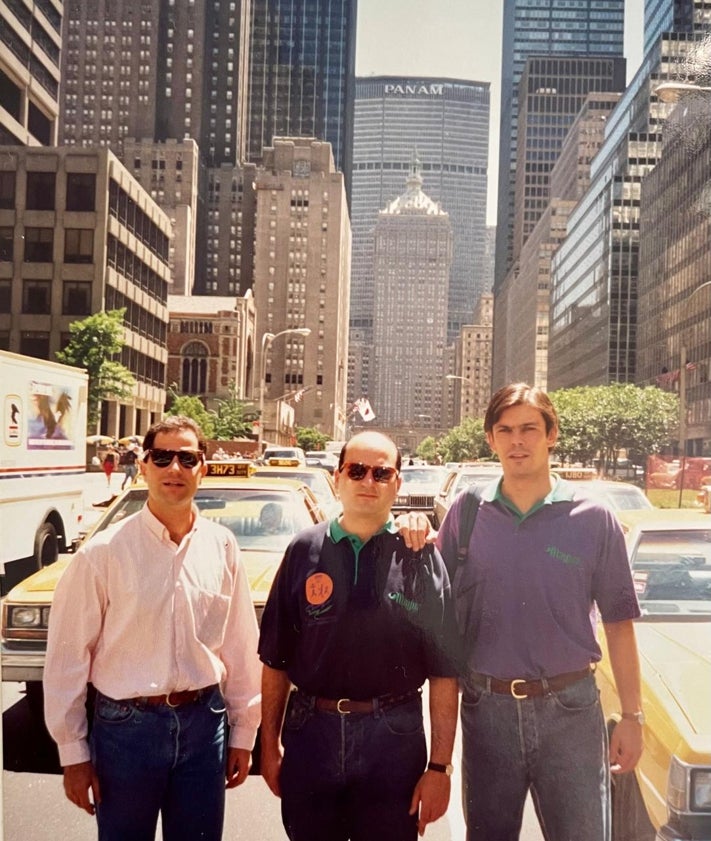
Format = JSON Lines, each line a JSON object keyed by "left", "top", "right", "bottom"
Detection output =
{"left": 407, "top": 383, "right": 643, "bottom": 841}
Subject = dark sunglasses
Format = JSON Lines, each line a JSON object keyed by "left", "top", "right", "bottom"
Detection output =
{"left": 341, "top": 462, "right": 399, "bottom": 483}
{"left": 147, "top": 449, "right": 204, "bottom": 468}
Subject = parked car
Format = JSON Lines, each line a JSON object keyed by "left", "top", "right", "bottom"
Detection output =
{"left": 305, "top": 450, "right": 339, "bottom": 474}
{"left": 262, "top": 446, "right": 306, "bottom": 465}
{"left": 433, "top": 462, "right": 503, "bottom": 526}
{"left": 251, "top": 462, "right": 341, "bottom": 519}
{"left": 567, "top": 479, "right": 653, "bottom": 513}
{"left": 1, "top": 476, "right": 326, "bottom": 714}
{"left": 595, "top": 509, "right": 711, "bottom": 841}
{"left": 393, "top": 465, "right": 448, "bottom": 526}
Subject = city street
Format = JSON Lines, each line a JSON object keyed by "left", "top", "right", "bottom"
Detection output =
{"left": 1, "top": 471, "right": 544, "bottom": 841}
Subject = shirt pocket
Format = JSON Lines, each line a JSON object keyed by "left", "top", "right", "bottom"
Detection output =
{"left": 193, "top": 590, "right": 231, "bottom": 650}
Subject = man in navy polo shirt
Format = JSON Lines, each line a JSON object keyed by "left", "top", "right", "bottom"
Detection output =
{"left": 434, "top": 383, "right": 643, "bottom": 840}
{"left": 258, "top": 430, "right": 459, "bottom": 841}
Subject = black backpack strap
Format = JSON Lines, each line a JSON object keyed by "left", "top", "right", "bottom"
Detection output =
{"left": 456, "top": 486, "right": 481, "bottom": 565}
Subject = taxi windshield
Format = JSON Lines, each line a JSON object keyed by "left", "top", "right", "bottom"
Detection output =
{"left": 633, "top": 529, "right": 711, "bottom": 616}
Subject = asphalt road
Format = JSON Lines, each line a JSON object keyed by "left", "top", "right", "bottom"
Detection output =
{"left": 1, "top": 471, "right": 545, "bottom": 840}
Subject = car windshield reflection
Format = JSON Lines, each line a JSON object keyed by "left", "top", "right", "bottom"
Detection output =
{"left": 633, "top": 529, "right": 711, "bottom": 616}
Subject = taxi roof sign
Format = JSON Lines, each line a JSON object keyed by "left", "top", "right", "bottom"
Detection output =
{"left": 206, "top": 461, "right": 254, "bottom": 478}
{"left": 267, "top": 457, "right": 301, "bottom": 467}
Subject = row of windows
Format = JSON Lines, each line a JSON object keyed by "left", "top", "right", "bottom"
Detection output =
{"left": 107, "top": 236, "right": 168, "bottom": 306}
{"left": 0, "top": 226, "right": 93, "bottom": 263}
{"left": 0, "top": 170, "right": 95, "bottom": 212}
{"left": 108, "top": 181, "right": 170, "bottom": 261}
{"left": 0, "top": 279, "right": 91, "bottom": 316}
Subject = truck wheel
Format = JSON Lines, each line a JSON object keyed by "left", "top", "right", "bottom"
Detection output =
{"left": 35, "top": 522, "right": 58, "bottom": 568}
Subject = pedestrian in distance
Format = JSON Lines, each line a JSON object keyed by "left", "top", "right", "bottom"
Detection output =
{"left": 44, "top": 415, "right": 262, "bottom": 841}
{"left": 259, "top": 430, "right": 459, "bottom": 841}
{"left": 399, "top": 383, "right": 644, "bottom": 841}
{"left": 120, "top": 443, "right": 140, "bottom": 490}
{"left": 101, "top": 447, "right": 116, "bottom": 486}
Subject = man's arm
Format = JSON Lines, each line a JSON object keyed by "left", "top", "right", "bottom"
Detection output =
{"left": 409, "top": 676, "right": 459, "bottom": 836}
{"left": 260, "top": 665, "right": 292, "bottom": 797}
{"left": 602, "top": 619, "right": 644, "bottom": 774}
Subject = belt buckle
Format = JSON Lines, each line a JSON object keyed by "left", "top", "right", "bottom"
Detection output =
{"left": 510, "top": 679, "right": 528, "bottom": 699}
{"left": 165, "top": 691, "right": 180, "bottom": 708}
{"left": 336, "top": 698, "right": 351, "bottom": 715}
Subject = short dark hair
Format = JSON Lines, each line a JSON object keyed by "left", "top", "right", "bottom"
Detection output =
{"left": 142, "top": 415, "right": 207, "bottom": 457}
{"left": 339, "top": 431, "right": 402, "bottom": 472}
{"left": 484, "top": 383, "right": 558, "bottom": 436}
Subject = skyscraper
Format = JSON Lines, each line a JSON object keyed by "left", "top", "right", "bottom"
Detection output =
{"left": 371, "top": 161, "right": 452, "bottom": 430}
{"left": 494, "top": 0, "right": 625, "bottom": 290}
{"left": 349, "top": 76, "right": 489, "bottom": 401}
{"left": 246, "top": 0, "right": 357, "bottom": 187}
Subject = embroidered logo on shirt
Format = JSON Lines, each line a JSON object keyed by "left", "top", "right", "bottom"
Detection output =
{"left": 305, "top": 572, "right": 334, "bottom": 606}
{"left": 546, "top": 545, "right": 581, "bottom": 566}
{"left": 388, "top": 592, "right": 420, "bottom": 613}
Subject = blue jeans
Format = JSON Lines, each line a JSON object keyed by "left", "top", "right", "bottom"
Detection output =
{"left": 90, "top": 687, "right": 227, "bottom": 841}
{"left": 280, "top": 691, "right": 427, "bottom": 841}
{"left": 460, "top": 673, "right": 609, "bottom": 841}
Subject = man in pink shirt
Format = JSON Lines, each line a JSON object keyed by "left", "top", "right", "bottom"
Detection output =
{"left": 44, "top": 416, "right": 261, "bottom": 840}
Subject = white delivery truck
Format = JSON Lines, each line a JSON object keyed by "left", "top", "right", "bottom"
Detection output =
{"left": 0, "top": 351, "right": 88, "bottom": 594}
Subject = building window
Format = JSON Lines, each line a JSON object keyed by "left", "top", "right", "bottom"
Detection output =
{"left": 66, "top": 173, "right": 96, "bottom": 211}
{"left": 24, "top": 228, "right": 54, "bottom": 262}
{"left": 0, "top": 279, "right": 11, "bottom": 312}
{"left": 181, "top": 341, "right": 208, "bottom": 394}
{"left": 64, "top": 229, "right": 94, "bottom": 263}
{"left": 0, "top": 226, "right": 13, "bottom": 261}
{"left": 20, "top": 331, "right": 50, "bottom": 358}
{"left": 22, "top": 280, "right": 52, "bottom": 314}
{"left": 26, "top": 172, "right": 56, "bottom": 210}
{"left": 62, "top": 281, "right": 92, "bottom": 315}
{"left": 0, "top": 172, "right": 17, "bottom": 209}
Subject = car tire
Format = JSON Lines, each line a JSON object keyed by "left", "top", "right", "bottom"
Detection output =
{"left": 35, "top": 522, "right": 58, "bottom": 569}
{"left": 608, "top": 721, "right": 655, "bottom": 841}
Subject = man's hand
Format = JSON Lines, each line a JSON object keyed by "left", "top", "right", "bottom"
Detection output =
{"left": 610, "top": 718, "right": 644, "bottom": 775}
{"left": 409, "top": 770, "right": 451, "bottom": 836}
{"left": 225, "top": 747, "right": 251, "bottom": 788}
{"left": 63, "top": 760, "right": 101, "bottom": 815}
{"left": 394, "top": 512, "right": 435, "bottom": 551}
{"left": 260, "top": 743, "right": 283, "bottom": 798}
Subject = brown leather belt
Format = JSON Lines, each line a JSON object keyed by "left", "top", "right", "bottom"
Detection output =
{"left": 472, "top": 667, "right": 591, "bottom": 699}
{"left": 311, "top": 688, "right": 421, "bottom": 715}
{"left": 124, "top": 684, "right": 218, "bottom": 708}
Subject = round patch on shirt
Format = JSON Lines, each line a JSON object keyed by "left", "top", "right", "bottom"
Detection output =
{"left": 305, "top": 572, "right": 334, "bottom": 605}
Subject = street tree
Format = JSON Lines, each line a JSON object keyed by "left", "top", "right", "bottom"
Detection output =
{"left": 166, "top": 394, "right": 216, "bottom": 439}
{"left": 416, "top": 436, "right": 439, "bottom": 464}
{"left": 296, "top": 426, "right": 330, "bottom": 452}
{"left": 55, "top": 309, "right": 135, "bottom": 430}
{"left": 438, "top": 417, "right": 490, "bottom": 463}
{"left": 211, "top": 384, "right": 253, "bottom": 439}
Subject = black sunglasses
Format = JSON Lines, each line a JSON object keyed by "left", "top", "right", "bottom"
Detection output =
{"left": 341, "top": 462, "right": 399, "bottom": 483}
{"left": 147, "top": 449, "right": 204, "bottom": 468}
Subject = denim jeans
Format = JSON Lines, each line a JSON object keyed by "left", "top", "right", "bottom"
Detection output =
{"left": 280, "top": 691, "right": 427, "bottom": 841}
{"left": 460, "top": 673, "right": 609, "bottom": 841}
{"left": 90, "top": 687, "right": 227, "bottom": 841}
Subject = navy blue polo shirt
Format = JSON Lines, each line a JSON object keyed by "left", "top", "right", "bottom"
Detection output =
{"left": 258, "top": 520, "right": 458, "bottom": 699}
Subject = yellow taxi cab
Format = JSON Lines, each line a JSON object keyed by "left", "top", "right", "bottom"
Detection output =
{"left": 250, "top": 458, "right": 342, "bottom": 519}
{"left": 595, "top": 509, "right": 711, "bottom": 841}
{"left": 1, "top": 474, "right": 326, "bottom": 715}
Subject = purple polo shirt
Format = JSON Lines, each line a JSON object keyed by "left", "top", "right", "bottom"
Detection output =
{"left": 436, "top": 477, "right": 640, "bottom": 680}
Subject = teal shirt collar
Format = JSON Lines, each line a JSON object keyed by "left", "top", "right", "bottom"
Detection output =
{"left": 329, "top": 517, "right": 397, "bottom": 584}
{"left": 481, "top": 475, "right": 574, "bottom": 522}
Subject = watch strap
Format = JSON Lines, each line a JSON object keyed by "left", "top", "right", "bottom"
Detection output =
{"left": 427, "top": 761, "right": 453, "bottom": 775}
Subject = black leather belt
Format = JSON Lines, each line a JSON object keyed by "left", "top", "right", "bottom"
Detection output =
{"left": 471, "top": 667, "right": 591, "bottom": 699}
{"left": 307, "top": 687, "right": 421, "bottom": 715}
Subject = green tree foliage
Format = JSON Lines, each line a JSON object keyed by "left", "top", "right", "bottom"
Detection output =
{"left": 438, "top": 417, "right": 491, "bottom": 464}
{"left": 211, "top": 384, "right": 252, "bottom": 440}
{"left": 296, "top": 426, "right": 330, "bottom": 452}
{"left": 55, "top": 309, "right": 135, "bottom": 430}
{"left": 550, "top": 384, "right": 678, "bottom": 470}
{"left": 166, "top": 395, "right": 215, "bottom": 439}
{"left": 415, "top": 436, "right": 439, "bottom": 463}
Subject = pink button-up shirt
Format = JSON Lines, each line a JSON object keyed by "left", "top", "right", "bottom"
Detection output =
{"left": 44, "top": 505, "right": 261, "bottom": 766}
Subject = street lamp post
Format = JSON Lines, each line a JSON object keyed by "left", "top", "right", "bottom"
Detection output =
{"left": 257, "top": 328, "right": 311, "bottom": 454}
{"left": 677, "top": 280, "right": 711, "bottom": 506}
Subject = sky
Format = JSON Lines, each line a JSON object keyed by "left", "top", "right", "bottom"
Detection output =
{"left": 356, "top": 0, "right": 645, "bottom": 225}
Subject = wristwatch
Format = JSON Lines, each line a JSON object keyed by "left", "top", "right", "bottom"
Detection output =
{"left": 621, "top": 711, "right": 645, "bottom": 725}
{"left": 427, "top": 761, "right": 454, "bottom": 776}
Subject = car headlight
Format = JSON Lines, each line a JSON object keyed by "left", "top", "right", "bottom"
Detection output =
{"left": 668, "top": 756, "right": 711, "bottom": 813}
{"left": 396, "top": 495, "right": 408, "bottom": 505}
{"left": 7, "top": 606, "right": 49, "bottom": 630}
